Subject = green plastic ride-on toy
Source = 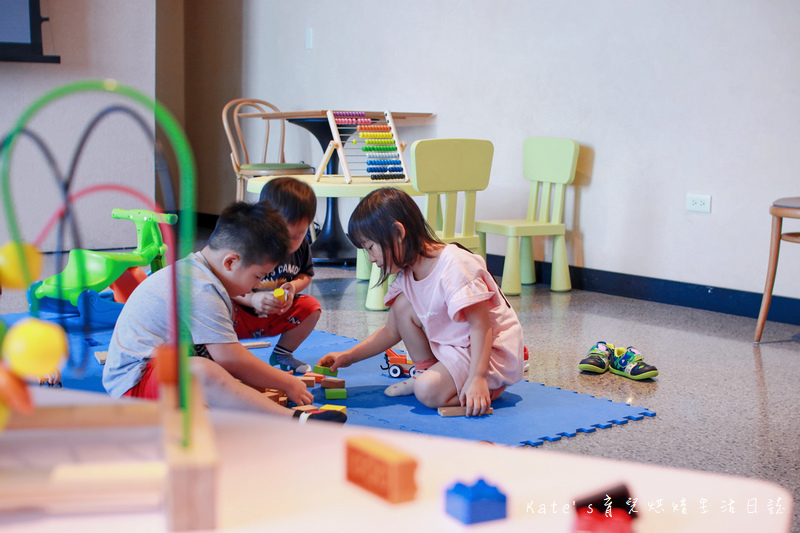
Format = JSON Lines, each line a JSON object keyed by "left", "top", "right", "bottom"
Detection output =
{"left": 27, "top": 208, "right": 177, "bottom": 328}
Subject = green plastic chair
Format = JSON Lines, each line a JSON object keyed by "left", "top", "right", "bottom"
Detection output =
{"left": 222, "top": 98, "right": 314, "bottom": 201}
{"left": 410, "top": 138, "right": 494, "bottom": 254}
{"left": 475, "top": 137, "right": 579, "bottom": 295}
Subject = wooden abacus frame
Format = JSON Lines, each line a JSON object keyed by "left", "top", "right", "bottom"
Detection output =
{"left": 314, "top": 110, "right": 410, "bottom": 184}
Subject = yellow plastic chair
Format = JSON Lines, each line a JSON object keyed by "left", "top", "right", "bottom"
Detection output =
{"left": 363, "top": 139, "right": 492, "bottom": 311}
{"left": 410, "top": 138, "right": 494, "bottom": 254}
{"left": 222, "top": 98, "right": 313, "bottom": 201}
{"left": 754, "top": 197, "right": 800, "bottom": 342}
{"left": 475, "top": 137, "right": 579, "bottom": 295}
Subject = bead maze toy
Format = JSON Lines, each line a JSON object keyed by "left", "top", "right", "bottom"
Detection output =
{"left": 314, "top": 110, "right": 410, "bottom": 183}
{"left": 0, "top": 79, "right": 217, "bottom": 530}
{"left": 28, "top": 207, "right": 177, "bottom": 328}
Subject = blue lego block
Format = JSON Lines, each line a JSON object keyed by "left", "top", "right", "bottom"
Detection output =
{"left": 445, "top": 478, "right": 507, "bottom": 525}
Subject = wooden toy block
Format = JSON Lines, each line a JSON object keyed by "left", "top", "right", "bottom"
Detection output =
{"left": 242, "top": 340, "right": 271, "bottom": 350}
{"left": 313, "top": 365, "right": 338, "bottom": 377}
{"left": 346, "top": 435, "right": 416, "bottom": 503}
{"left": 300, "top": 376, "right": 316, "bottom": 387}
{"left": 321, "top": 377, "right": 345, "bottom": 389}
{"left": 325, "top": 388, "right": 347, "bottom": 400}
{"left": 438, "top": 406, "right": 493, "bottom": 417}
{"left": 94, "top": 351, "right": 107, "bottom": 365}
{"left": 292, "top": 405, "right": 319, "bottom": 412}
{"left": 304, "top": 372, "right": 324, "bottom": 383}
{"left": 263, "top": 391, "right": 280, "bottom": 403}
{"left": 321, "top": 404, "right": 346, "bottom": 414}
{"left": 278, "top": 396, "right": 288, "bottom": 407}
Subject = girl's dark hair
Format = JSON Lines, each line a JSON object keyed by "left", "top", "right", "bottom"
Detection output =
{"left": 207, "top": 201, "right": 289, "bottom": 266}
{"left": 348, "top": 188, "right": 440, "bottom": 284}
{"left": 258, "top": 177, "right": 316, "bottom": 225}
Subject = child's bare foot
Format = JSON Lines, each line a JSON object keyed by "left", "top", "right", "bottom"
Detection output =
{"left": 384, "top": 378, "right": 415, "bottom": 397}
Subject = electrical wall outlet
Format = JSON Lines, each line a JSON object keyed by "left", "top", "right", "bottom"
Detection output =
{"left": 686, "top": 194, "right": 711, "bottom": 213}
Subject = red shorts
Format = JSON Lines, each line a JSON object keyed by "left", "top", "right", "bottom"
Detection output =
{"left": 232, "top": 294, "right": 321, "bottom": 340}
{"left": 122, "top": 360, "right": 159, "bottom": 400}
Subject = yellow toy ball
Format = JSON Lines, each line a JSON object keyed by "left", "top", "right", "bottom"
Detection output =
{"left": 1, "top": 318, "right": 67, "bottom": 378}
{"left": 0, "top": 242, "right": 43, "bottom": 290}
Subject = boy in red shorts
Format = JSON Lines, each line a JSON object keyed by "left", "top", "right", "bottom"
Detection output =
{"left": 231, "top": 177, "right": 321, "bottom": 374}
{"left": 103, "top": 201, "right": 345, "bottom": 423}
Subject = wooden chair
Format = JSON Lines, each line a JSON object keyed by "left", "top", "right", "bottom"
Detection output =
{"left": 222, "top": 98, "right": 313, "bottom": 201}
{"left": 409, "top": 138, "right": 494, "bottom": 254}
{"left": 754, "top": 197, "right": 800, "bottom": 342}
{"left": 475, "top": 137, "right": 579, "bottom": 295}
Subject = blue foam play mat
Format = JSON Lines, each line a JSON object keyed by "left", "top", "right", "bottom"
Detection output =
{"left": 1, "top": 313, "right": 655, "bottom": 447}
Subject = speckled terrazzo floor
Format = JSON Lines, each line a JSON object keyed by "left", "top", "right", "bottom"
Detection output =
{"left": 2, "top": 254, "right": 797, "bottom": 530}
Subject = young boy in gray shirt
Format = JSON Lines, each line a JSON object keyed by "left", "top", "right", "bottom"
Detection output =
{"left": 102, "top": 201, "right": 344, "bottom": 423}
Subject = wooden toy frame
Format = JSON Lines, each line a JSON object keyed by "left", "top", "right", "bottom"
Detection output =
{"left": 1, "top": 381, "right": 217, "bottom": 530}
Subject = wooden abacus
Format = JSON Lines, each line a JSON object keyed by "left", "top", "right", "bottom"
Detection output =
{"left": 314, "top": 110, "right": 410, "bottom": 184}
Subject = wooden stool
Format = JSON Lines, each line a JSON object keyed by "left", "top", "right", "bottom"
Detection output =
{"left": 754, "top": 197, "right": 800, "bottom": 343}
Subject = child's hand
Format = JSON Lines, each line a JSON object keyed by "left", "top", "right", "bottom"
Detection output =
{"left": 274, "top": 282, "right": 295, "bottom": 314}
{"left": 460, "top": 375, "right": 491, "bottom": 417}
{"left": 318, "top": 351, "right": 351, "bottom": 372}
{"left": 284, "top": 376, "right": 314, "bottom": 406}
{"left": 251, "top": 289, "right": 289, "bottom": 317}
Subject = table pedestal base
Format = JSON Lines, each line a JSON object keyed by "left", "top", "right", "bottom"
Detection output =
{"left": 310, "top": 197, "right": 357, "bottom": 265}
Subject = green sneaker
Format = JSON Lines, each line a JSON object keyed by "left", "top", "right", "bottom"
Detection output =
{"left": 578, "top": 342, "right": 614, "bottom": 374}
{"left": 609, "top": 346, "right": 658, "bottom": 380}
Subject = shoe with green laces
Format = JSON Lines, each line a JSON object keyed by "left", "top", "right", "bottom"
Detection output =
{"left": 609, "top": 346, "right": 658, "bottom": 380}
{"left": 578, "top": 342, "right": 614, "bottom": 374}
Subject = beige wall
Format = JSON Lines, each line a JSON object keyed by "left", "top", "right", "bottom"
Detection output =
{"left": 184, "top": 0, "right": 243, "bottom": 215}
{"left": 186, "top": 0, "right": 800, "bottom": 300}
{"left": 0, "top": 0, "right": 157, "bottom": 251}
{"left": 156, "top": 0, "right": 185, "bottom": 209}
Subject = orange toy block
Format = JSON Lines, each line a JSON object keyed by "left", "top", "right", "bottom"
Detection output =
{"left": 438, "top": 406, "right": 493, "bottom": 417}
{"left": 346, "top": 435, "right": 417, "bottom": 504}
{"left": 321, "top": 377, "right": 345, "bottom": 389}
{"left": 304, "top": 372, "right": 325, "bottom": 383}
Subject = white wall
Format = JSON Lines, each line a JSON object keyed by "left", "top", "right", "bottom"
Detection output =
{"left": 0, "top": 0, "right": 156, "bottom": 252}
{"left": 194, "top": 0, "right": 800, "bottom": 300}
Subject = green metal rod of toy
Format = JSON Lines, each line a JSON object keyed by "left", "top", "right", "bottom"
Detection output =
{"left": 0, "top": 79, "right": 197, "bottom": 447}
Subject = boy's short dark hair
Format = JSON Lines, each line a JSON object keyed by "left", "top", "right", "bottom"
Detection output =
{"left": 207, "top": 201, "right": 289, "bottom": 266}
{"left": 258, "top": 177, "right": 316, "bottom": 225}
{"left": 348, "top": 187, "right": 440, "bottom": 284}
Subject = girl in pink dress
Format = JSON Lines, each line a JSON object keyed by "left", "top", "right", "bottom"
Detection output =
{"left": 317, "top": 188, "right": 525, "bottom": 416}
